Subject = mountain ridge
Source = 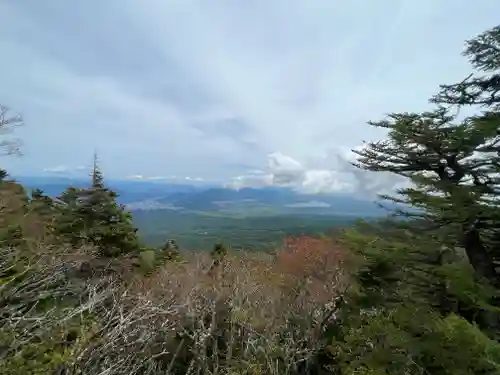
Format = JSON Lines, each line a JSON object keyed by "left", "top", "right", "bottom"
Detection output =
{"left": 13, "top": 175, "right": 391, "bottom": 216}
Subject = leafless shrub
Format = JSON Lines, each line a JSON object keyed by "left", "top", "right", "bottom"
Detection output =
{"left": 0, "top": 244, "right": 113, "bottom": 365}
{"left": 1, "top": 237, "right": 350, "bottom": 375}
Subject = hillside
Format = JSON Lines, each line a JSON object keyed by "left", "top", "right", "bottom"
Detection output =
{"left": 132, "top": 209, "right": 358, "bottom": 250}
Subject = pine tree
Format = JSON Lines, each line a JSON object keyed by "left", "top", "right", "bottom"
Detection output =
{"left": 159, "top": 239, "right": 181, "bottom": 261}
{"left": 0, "top": 169, "right": 8, "bottom": 181}
{"left": 90, "top": 152, "right": 104, "bottom": 189}
{"left": 431, "top": 24, "right": 500, "bottom": 277}
{"left": 55, "top": 154, "right": 140, "bottom": 257}
{"left": 431, "top": 25, "right": 500, "bottom": 110}
{"left": 30, "top": 189, "right": 58, "bottom": 209}
{"left": 211, "top": 243, "right": 228, "bottom": 264}
{"left": 348, "top": 26, "right": 500, "bottom": 337}
{"left": 207, "top": 243, "right": 228, "bottom": 279}
{"left": 351, "top": 25, "right": 500, "bottom": 288}
{"left": 352, "top": 107, "right": 500, "bottom": 286}
{"left": 28, "top": 188, "right": 59, "bottom": 226}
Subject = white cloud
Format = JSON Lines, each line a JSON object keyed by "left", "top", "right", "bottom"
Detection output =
{"left": 302, "top": 170, "right": 355, "bottom": 194}
{"left": 2, "top": 0, "right": 499, "bottom": 187}
{"left": 125, "top": 175, "right": 172, "bottom": 181}
{"left": 126, "top": 175, "right": 146, "bottom": 180}
{"left": 228, "top": 149, "right": 408, "bottom": 197}
{"left": 286, "top": 201, "right": 331, "bottom": 208}
{"left": 126, "top": 174, "right": 206, "bottom": 182}
{"left": 226, "top": 171, "right": 274, "bottom": 190}
{"left": 43, "top": 166, "right": 71, "bottom": 174}
{"left": 43, "top": 165, "right": 88, "bottom": 175}
{"left": 184, "top": 176, "right": 205, "bottom": 182}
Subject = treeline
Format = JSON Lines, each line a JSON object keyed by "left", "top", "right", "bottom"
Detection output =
{"left": 1, "top": 24, "right": 500, "bottom": 375}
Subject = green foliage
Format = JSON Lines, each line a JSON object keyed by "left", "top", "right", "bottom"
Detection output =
{"left": 352, "top": 27, "right": 500, "bottom": 288}
{"left": 0, "top": 325, "right": 81, "bottom": 375}
{"left": 28, "top": 188, "right": 61, "bottom": 227}
{"left": 439, "top": 262, "right": 499, "bottom": 313}
{"left": 0, "top": 243, "right": 100, "bottom": 375}
{"left": 0, "top": 224, "right": 25, "bottom": 248}
{"left": 432, "top": 25, "right": 500, "bottom": 109}
{"left": 54, "top": 159, "right": 141, "bottom": 257}
{"left": 211, "top": 242, "right": 228, "bottom": 262}
{"left": 159, "top": 238, "right": 183, "bottom": 261}
{"left": 330, "top": 305, "right": 500, "bottom": 375}
{"left": 137, "top": 241, "right": 183, "bottom": 274}
{"left": 326, "top": 224, "right": 500, "bottom": 372}
{"left": 323, "top": 24, "right": 500, "bottom": 374}
{"left": 133, "top": 208, "right": 356, "bottom": 251}
{"left": 138, "top": 249, "right": 157, "bottom": 273}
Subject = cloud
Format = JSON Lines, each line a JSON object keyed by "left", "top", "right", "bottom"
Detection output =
{"left": 228, "top": 150, "right": 407, "bottom": 197}
{"left": 125, "top": 175, "right": 146, "bottom": 180}
{"left": 1, "top": 0, "right": 499, "bottom": 188}
{"left": 43, "top": 165, "right": 88, "bottom": 175}
{"left": 286, "top": 201, "right": 331, "bottom": 208}
{"left": 126, "top": 174, "right": 206, "bottom": 183}
{"left": 226, "top": 171, "right": 274, "bottom": 190}
{"left": 125, "top": 175, "right": 168, "bottom": 181}
{"left": 43, "top": 166, "right": 71, "bottom": 174}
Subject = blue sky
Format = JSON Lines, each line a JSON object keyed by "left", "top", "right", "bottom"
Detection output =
{"left": 1, "top": 1, "right": 499, "bottom": 194}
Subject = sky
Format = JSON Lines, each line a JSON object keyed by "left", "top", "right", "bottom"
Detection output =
{"left": 1, "top": 1, "right": 499, "bottom": 195}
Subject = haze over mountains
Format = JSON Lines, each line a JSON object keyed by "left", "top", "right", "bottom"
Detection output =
{"left": 15, "top": 175, "right": 389, "bottom": 217}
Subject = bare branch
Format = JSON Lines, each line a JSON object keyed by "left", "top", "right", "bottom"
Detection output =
{"left": 0, "top": 105, "right": 23, "bottom": 157}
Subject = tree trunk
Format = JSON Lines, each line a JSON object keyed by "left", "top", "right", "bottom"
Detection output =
{"left": 463, "top": 227, "right": 500, "bottom": 334}
{"left": 463, "top": 227, "right": 499, "bottom": 286}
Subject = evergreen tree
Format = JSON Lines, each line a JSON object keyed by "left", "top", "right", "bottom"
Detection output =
{"left": 28, "top": 188, "right": 60, "bottom": 230}
{"left": 30, "top": 189, "right": 57, "bottom": 210}
{"left": 431, "top": 25, "right": 500, "bottom": 110}
{"left": 351, "top": 24, "right": 500, "bottom": 286}
{"left": 352, "top": 108, "right": 500, "bottom": 286}
{"left": 349, "top": 24, "right": 500, "bottom": 336}
{"left": 59, "top": 186, "right": 84, "bottom": 205}
{"left": 431, "top": 24, "right": 500, "bottom": 279}
{"left": 0, "top": 169, "right": 8, "bottom": 181}
{"left": 55, "top": 154, "right": 140, "bottom": 257}
{"left": 207, "top": 243, "right": 228, "bottom": 278}
{"left": 90, "top": 152, "right": 104, "bottom": 189}
{"left": 159, "top": 239, "right": 181, "bottom": 261}
{"left": 211, "top": 242, "right": 228, "bottom": 265}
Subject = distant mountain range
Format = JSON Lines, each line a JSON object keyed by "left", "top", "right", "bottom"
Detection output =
{"left": 152, "top": 187, "right": 390, "bottom": 216}
{"left": 13, "top": 175, "right": 393, "bottom": 217}
{"left": 14, "top": 175, "right": 208, "bottom": 203}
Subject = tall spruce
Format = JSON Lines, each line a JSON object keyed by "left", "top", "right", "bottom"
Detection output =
{"left": 55, "top": 154, "right": 140, "bottom": 257}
